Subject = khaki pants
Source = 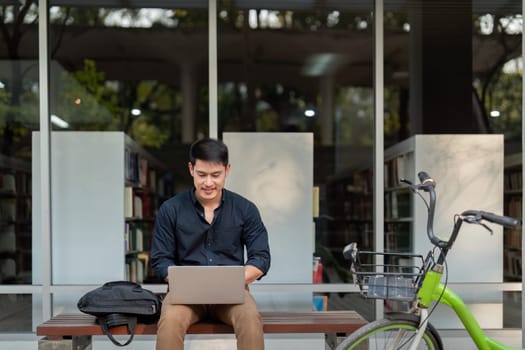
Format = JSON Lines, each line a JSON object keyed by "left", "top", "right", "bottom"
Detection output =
{"left": 155, "top": 290, "right": 264, "bottom": 350}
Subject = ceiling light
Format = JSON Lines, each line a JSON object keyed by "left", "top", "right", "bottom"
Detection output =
{"left": 304, "top": 109, "right": 316, "bottom": 118}
{"left": 50, "top": 114, "right": 69, "bottom": 128}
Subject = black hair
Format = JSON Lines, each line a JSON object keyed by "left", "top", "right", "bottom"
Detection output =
{"left": 189, "top": 138, "right": 229, "bottom": 166}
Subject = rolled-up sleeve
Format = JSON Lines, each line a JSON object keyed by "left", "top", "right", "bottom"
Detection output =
{"left": 243, "top": 202, "right": 271, "bottom": 278}
{"left": 150, "top": 202, "right": 177, "bottom": 281}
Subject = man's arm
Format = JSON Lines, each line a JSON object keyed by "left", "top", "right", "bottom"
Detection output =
{"left": 242, "top": 202, "right": 271, "bottom": 279}
{"left": 245, "top": 265, "right": 264, "bottom": 285}
{"left": 151, "top": 203, "right": 177, "bottom": 281}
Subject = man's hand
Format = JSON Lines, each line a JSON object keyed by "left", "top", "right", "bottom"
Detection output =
{"left": 244, "top": 265, "right": 264, "bottom": 285}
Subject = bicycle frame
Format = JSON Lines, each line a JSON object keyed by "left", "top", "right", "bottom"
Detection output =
{"left": 342, "top": 173, "right": 523, "bottom": 350}
{"left": 416, "top": 269, "right": 522, "bottom": 350}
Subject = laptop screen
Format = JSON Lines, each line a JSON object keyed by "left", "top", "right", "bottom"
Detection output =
{"left": 166, "top": 265, "right": 245, "bottom": 304}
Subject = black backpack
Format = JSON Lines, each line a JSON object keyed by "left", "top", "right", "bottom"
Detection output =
{"left": 77, "top": 280, "right": 162, "bottom": 346}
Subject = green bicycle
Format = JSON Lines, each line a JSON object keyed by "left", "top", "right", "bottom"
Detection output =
{"left": 336, "top": 171, "right": 521, "bottom": 350}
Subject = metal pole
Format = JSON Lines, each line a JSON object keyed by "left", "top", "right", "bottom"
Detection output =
{"left": 521, "top": 0, "right": 525, "bottom": 347}
{"left": 38, "top": 0, "right": 52, "bottom": 321}
{"left": 209, "top": 0, "right": 218, "bottom": 138}
{"left": 374, "top": 0, "right": 385, "bottom": 320}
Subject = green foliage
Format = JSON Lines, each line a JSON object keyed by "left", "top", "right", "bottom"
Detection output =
{"left": 484, "top": 69, "right": 522, "bottom": 133}
{"left": 56, "top": 59, "right": 120, "bottom": 129}
{"left": 54, "top": 59, "right": 176, "bottom": 148}
{"left": 130, "top": 115, "right": 169, "bottom": 148}
{"left": 335, "top": 87, "right": 374, "bottom": 146}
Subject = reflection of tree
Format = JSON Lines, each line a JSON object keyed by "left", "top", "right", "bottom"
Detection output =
{"left": 49, "top": 7, "right": 208, "bottom": 148}
{"left": 473, "top": 14, "right": 522, "bottom": 135}
{"left": 0, "top": 1, "right": 38, "bottom": 157}
{"left": 56, "top": 59, "right": 173, "bottom": 148}
{"left": 0, "top": 5, "right": 520, "bottom": 152}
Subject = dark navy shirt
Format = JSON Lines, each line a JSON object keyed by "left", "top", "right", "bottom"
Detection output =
{"left": 151, "top": 188, "right": 271, "bottom": 281}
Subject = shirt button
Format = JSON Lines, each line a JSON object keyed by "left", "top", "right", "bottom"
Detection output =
{"left": 209, "top": 258, "right": 213, "bottom": 262}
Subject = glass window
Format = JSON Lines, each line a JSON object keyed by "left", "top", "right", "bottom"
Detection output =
{"left": 384, "top": 0, "right": 522, "bottom": 328}
{"left": 45, "top": 3, "right": 208, "bottom": 287}
{"left": 216, "top": 0, "right": 375, "bottom": 313}
{"left": 0, "top": 2, "right": 38, "bottom": 288}
{"left": 0, "top": 294, "right": 34, "bottom": 332}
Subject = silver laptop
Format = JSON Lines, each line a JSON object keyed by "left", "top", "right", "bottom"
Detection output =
{"left": 166, "top": 265, "right": 245, "bottom": 304}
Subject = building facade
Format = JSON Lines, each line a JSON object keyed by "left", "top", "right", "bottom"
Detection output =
{"left": 0, "top": 0, "right": 523, "bottom": 348}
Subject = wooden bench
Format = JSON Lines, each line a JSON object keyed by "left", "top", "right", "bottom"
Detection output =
{"left": 37, "top": 311, "right": 367, "bottom": 349}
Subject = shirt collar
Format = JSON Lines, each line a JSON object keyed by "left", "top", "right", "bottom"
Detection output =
{"left": 189, "top": 187, "right": 226, "bottom": 207}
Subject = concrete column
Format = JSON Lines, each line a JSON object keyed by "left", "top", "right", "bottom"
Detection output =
{"left": 320, "top": 75, "right": 334, "bottom": 146}
{"left": 180, "top": 62, "right": 196, "bottom": 144}
{"left": 409, "top": 0, "right": 476, "bottom": 133}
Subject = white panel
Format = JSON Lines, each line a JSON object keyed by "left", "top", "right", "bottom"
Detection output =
{"left": 223, "top": 132, "right": 314, "bottom": 310}
{"left": 223, "top": 133, "right": 313, "bottom": 283}
{"left": 403, "top": 134, "right": 504, "bottom": 329}
{"left": 32, "top": 132, "right": 125, "bottom": 284}
{"left": 412, "top": 134, "right": 503, "bottom": 283}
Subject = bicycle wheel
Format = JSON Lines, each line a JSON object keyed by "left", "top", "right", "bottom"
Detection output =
{"left": 336, "top": 313, "right": 443, "bottom": 350}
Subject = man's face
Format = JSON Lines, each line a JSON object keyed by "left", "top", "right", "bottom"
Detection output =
{"left": 189, "top": 159, "right": 230, "bottom": 204}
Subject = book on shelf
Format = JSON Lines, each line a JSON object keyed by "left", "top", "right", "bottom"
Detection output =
{"left": 385, "top": 230, "right": 398, "bottom": 251}
{"left": 0, "top": 173, "right": 16, "bottom": 193}
{"left": 125, "top": 223, "right": 144, "bottom": 252}
{"left": 125, "top": 221, "right": 154, "bottom": 253}
{"left": 507, "top": 196, "right": 522, "bottom": 218}
{"left": 124, "top": 186, "right": 144, "bottom": 219}
{"left": 504, "top": 169, "right": 522, "bottom": 192}
{"left": 504, "top": 249, "right": 522, "bottom": 280}
{"left": 148, "top": 168, "right": 157, "bottom": 192}
{"left": 396, "top": 190, "right": 411, "bottom": 218}
{"left": 125, "top": 148, "right": 140, "bottom": 183}
{"left": 126, "top": 252, "right": 150, "bottom": 283}
{"left": 136, "top": 191, "right": 153, "bottom": 218}
{"left": 124, "top": 187, "right": 133, "bottom": 218}
{"left": 0, "top": 224, "right": 15, "bottom": 253}
{"left": 139, "top": 158, "right": 149, "bottom": 187}
{"left": 385, "top": 190, "right": 411, "bottom": 220}
{"left": 353, "top": 170, "right": 371, "bottom": 194}
{"left": 0, "top": 198, "right": 16, "bottom": 221}
{"left": 384, "top": 155, "right": 413, "bottom": 188}
{"left": 385, "top": 222, "right": 411, "bottom": 252}
{"left": 133, "top": 195, "right": 143, "bottom": 219}
{"left": 126, "top": 146, "right": 161, "bottom": 191}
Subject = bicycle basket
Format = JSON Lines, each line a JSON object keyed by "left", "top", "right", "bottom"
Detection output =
{"left": 350, "top": 250, "right": 427, "bottom": 301}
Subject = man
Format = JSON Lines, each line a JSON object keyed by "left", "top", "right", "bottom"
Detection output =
{"left": 151, "top": 137, "right": 271, "bottom": 350}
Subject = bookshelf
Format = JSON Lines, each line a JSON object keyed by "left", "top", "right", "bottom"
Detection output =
{"left": 32, "top": 132, "right": 172, "bottom": 285}
{"left": 124, "top": 140, "right": 173, "bottom": 283}
{"left": 0, "top": 154, "right": 31, "bottom": 284}
{"left": 384, "top": 145, "right": 415, "bottom": 253}
{"left": 384, "top": 152, "right": 414, "bottom": 252}
{"left": 384, "top": 135, "right": 504, "bottom": 284}
{"left": 382, "top": 135, "right": 506, "bottom": 329}
{"left": 322, "top": 168, "right": 373, "bottom": 272}
{"left": 503, "top": 153, "right": 522, "bottom": 281}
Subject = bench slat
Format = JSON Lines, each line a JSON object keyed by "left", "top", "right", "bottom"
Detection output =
{"left": 37, "top": 311, "right": 366, "bottom": 337}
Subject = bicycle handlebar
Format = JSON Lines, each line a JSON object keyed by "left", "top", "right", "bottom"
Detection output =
{"left": 461, "top": 210, "right": 520, "bottom": 228}
{"left": 418, "top": 171, "right": 436, "bottom": 188}
{"left": 407, "top": 171, "right": 521, "bottom": 250}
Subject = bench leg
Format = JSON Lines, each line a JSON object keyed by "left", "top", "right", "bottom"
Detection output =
{"left": 38, "top": 336, "right": 92, "bottom": 350}
{"left": 325, "top": 333, "right": 338, "bottom": 350}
